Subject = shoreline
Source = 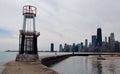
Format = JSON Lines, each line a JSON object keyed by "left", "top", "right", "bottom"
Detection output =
{"left": 88, "top": 54, "right": 120, "bottom": 60}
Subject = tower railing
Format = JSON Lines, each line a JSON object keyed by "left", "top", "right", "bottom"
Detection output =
{"left": 23, "top": 5, "right": 37, "bottom": 16}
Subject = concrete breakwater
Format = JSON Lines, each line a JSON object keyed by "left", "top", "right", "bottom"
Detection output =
{"left": 41, "top": 54, "right": 72, "bottom": 66}
{"left": 2, "top": 54, "right": 73, "bottom": 74}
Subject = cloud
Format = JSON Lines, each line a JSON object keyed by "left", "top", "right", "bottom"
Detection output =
{"left": 0, "top": 28, "right": 14, "bottom": 38}
{"left": 0, "top": 0, "right": 120, "bottom": 51}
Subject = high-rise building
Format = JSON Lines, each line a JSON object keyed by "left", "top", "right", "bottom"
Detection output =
{"left": 109, "top": 33, "right": 115, "bottom": 52}
{"left": 77, "top": 43, "right": 81, "bottom": 52}
{"left": 80, "top": 42, "right": 84, "bottom": 49}
{"left": 64, "top": 43, "right": 70, "bottom": 52}
{"left": 59, "top": 44, "right": 63, "bottom": 52}
{"left": 96, "top": 28, "right": 102, "bottom": 47}
{"left": 72, "top": 43, "right": 76, "bottom": 52}
{"left": 85, "top": 39, "right": 88, "bottom": 48}
{"left": 115, "top": 41, "right": 120, "bottom": 52}
{"left": 92, "top": 35, "right": 97, "bottom": 47}
{"left": 50, "top": 43, "right": 54, "bottom": 52}
{"left": 105, "top": 37, "right": 107, "bottom": 43}
{"left": 108, "top": 37, "right": 111, "bottom": 51}
{"left": 104, "top": 36, "right": 108, "bottom": 48}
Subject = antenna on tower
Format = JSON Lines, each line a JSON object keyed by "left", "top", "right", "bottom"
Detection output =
{"left": 97, "top": 24, "right": 102, "bottom": 28}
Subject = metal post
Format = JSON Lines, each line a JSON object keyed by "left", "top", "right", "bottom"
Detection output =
{"left": 33, "top": 17, "right": 36, "bottom": 32}
{"left": 23, "top": 16, "right": 26, "bottom": 31}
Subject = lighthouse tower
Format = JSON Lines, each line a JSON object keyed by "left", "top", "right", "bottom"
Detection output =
{"left": 16, "top": 5, "right": 40, "bottom": 61}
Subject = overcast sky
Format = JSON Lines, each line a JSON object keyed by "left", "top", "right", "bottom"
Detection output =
{"left": 0, "top": 0, "right": 120, "bottom": 51}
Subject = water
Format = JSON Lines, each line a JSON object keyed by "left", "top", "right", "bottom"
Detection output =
{"left": 0, "top": 52, "right": 17, "bottom": 74}
{"left": 50, "top": 56, "right": 120, "bottom": 74}
{"left": 1, "top": 52, "right": 120, "bottom": 74}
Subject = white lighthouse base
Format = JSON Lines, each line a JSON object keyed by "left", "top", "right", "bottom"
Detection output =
{"left": 16, "top": 54, "right": 39, "bottom": 62}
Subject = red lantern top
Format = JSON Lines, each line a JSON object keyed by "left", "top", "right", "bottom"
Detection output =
{"left": 23, "top": 5, "right": 37, "bottom": 16}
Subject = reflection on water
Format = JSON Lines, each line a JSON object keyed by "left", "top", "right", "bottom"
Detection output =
{"left": 50, "top": 56, "right": 89, "bottom": 74}
{"left": 50, "top": 56, "right": 120, "bottom": 74}
{"left": 102, "top": 60, "right": 120, "bottom": 74}
{"left": 91, "top": 60, "right": 102, "bottom": 74}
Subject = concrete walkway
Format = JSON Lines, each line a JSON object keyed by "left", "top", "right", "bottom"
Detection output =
{"left": 2, "top": 61, "right": 58, "bottom": 74}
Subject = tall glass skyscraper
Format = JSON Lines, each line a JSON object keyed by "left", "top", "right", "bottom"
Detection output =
{"left": 51, "top": 43, "right": 54, "bottom": 52}
{"left": 96, "top": 28, "right": 102, "bottom": 47}
{"left": 85, "top": 39, "right": 88, "bottom": 48}
{"left": 95, "top": 28, "right": 102, "bottom": 52}
{"left": 92, "top": 35, "right": 97, "bottom": 47}
{"left": 109, "top": 33, "right": 115, "bottom": 51}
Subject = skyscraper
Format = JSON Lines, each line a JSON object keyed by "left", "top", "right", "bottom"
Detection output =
{"left": 109, "top": 33, "right": 115, "bottom": 51}
{"left": 105, "top": 36, "right": 108, "bottom": 48}
{"left": 105, "top": 37, "right": 107, "bottom": 44}
{"left": 72, "top": 43, "right": 76, "bottom": 52}
{"left": 50, "top": 43, "right": 54, "bottom": 52}
{"left": 59, "top": 44, "right": 63, "bottom": 52}
{"left": 85, "top": 39, "right": 88, "bottom": 48}
{"left": 96, "top": 28, "right": 102, "bottom": 47}
{"left": 92, "top": 35, "right": 97, "bottom": 47}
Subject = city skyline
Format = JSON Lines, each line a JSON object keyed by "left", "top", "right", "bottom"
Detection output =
{"left": 0, "top": 0, "right": 120, "bottom": 51}
{"left": 59, "top": 28, "right": 120, "bottom": 52}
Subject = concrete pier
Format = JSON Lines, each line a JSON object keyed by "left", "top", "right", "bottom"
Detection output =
{"left": 41, "top": 54, "right": 72, "bottom": 66}
{"left": 2, "top": 54, "right": 72, "bottom": 74}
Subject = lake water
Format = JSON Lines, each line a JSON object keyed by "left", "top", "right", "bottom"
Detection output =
{"left": 1, "top": 52, "right": 120, "bottom": 74}
{"left": 50, "top": 56, "right": 120, "bottom": 74}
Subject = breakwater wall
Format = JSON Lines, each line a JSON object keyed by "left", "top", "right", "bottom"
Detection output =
{"left": 41, "top": 54, "right": 73, "bottom": 66}
{"left": 40, "top": 53, "right": 116, "bottom": 67}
